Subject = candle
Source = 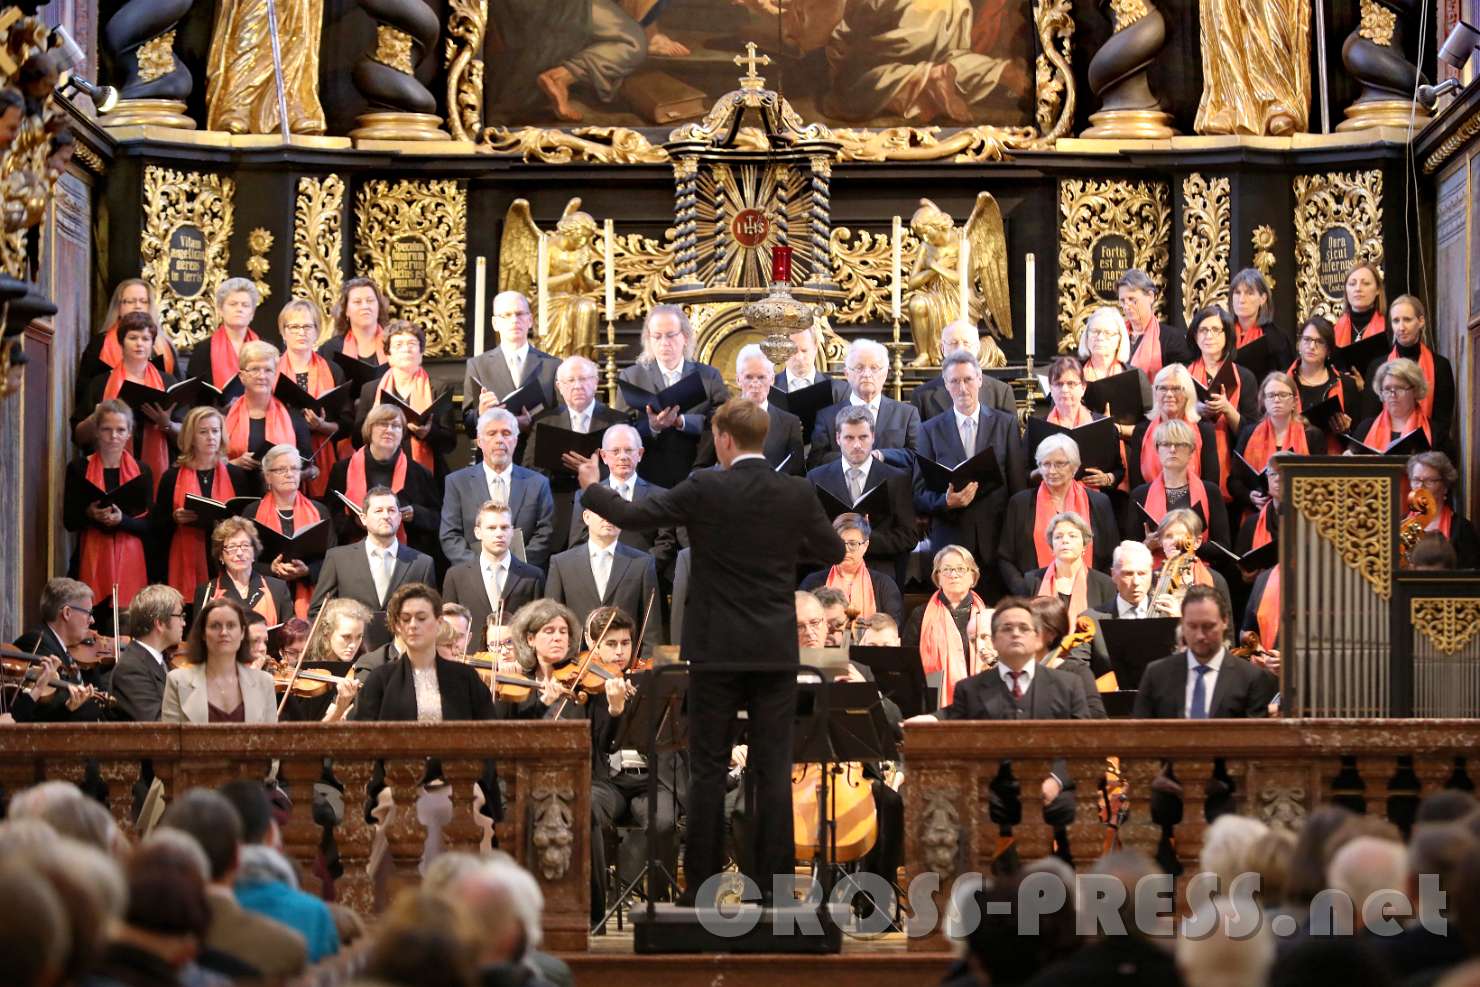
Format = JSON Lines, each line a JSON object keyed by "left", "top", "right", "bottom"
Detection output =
{"left": 1025, "top": 252, "right": 1036, "bottom": 359}
{"left": 771, "top": 245, "right": 793, "bottom": 284}
{"left": 536, "top": 231, "right": 548, "bottom": 341}
{"left": 473, "top": 256, "right": 487, "bottom": 355}
{"left": 891, "top": 215, "right": 902, "bottom": 322}
{"left": 604, "top": 219, "right": 616, "bottom": 326}
{"left": 958, "top": 230, "right": 971, "bottom": 323}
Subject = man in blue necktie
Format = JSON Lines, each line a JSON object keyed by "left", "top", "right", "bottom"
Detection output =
{"left": 1131, "top": 585, "right": 1275, "bottom": 720}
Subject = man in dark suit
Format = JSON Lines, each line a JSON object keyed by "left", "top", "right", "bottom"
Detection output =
{"left": 440, "top": 408, "right": 555, "bottom": 570}
{"left": 808, "top": 338, "right": 920, "bottom": 470}
{"left": 442, "top": 501, "right": 545, "bottom": 650}
{"left": 569, "top": 424, "right": 678, "bottom": 569}
{"left": 909, "top": 321, "right": 1017, "bottom": 419}
{"left": 310, "top": 487, "right": 436, "bottom": 651}
{"left": 110, "top": 584, "right": 187, "bottom": 722}
{"left": 908, "top": 597, "right": 1087, "bottom": 838}
{"left": 10, "top": 577, "right": 107, "bottom": 722}
{"left": 614, "top": 305, "right": 730, "bottom": 489}
{"left": 523, "top": 355, "right": 629, "bottom": 551}
{"left": 461, "top": 290, "right": 560, "bottom": 437}
{"left": 914, "top": 351, "right": 1028, "bottom": 597}
{"left": 1132, "top": 585, "right": 1277, "bottom": 718}
{"left": 571, "top": 399, "right": 846, "bottom": 906}
{"left": 547, "top": 511, "right": 659, "bottom": 646}
{"left": 778, "top": 325, "right": 848, "bottom": 401}
{"left": 695, "top": 344, "right": 804, "bottom": 475}
{"left": 806, "top": 404, "right": 917, "bottom": 581}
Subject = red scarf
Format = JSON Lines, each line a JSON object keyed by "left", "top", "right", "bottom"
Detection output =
{"left": 1428, "top": 505, "right": 1455, "bottom": 539}
{"left": 345, "top": 448, "right": 408, "bottom": 545}
{"left": 825, "top": 565, "right": 877, "bottom": 619}
{"left": 167, "top": 461, "right": 235, "bottom": 599}
{"left": 1139, "top": 414, "right": 1204, "bottom": 485}
{"left": 1236, "top": 322, "right": 1264, "bottom": 349}
{"left": 78, "top": 452, "right": 148, "bottom": 608}
{"left": 1047, "top": 404, "right": 1093, "bottom": 427}
{"left": 1252, "top": 504, "right": 1275, "bottom": 549}
{"left": 1256, "top": 565, "right": 1281, "bottom": 651}
{"left": 1332, "top": 310, "right": 1385, "bottom": 348}
{"left": 225, "top": 396, "right": 295, "bottom": 459}
{"left": 1364, "top": 407, "right": 1432, "bottom": 451}
{"left": 1036, "top": 557, "right": 1089, "bottom": 620}
{"left": 1189, "top": 359, "right": 1241, "bottom": 498}
{"left": 1031, "top": 481, "right": 1093, "bottom": 567}
{"left": 1292, "top": 364, "right": 1348, "bottom": 454}
{"left": 1142, "top": 474, "right": 1211, "bottom": 543}
{"left": 343, "top": 325, "right": 387, "bottom": 364}
{"left": 1390, "top": 343, "right": 1437, "bottom": 422}
{"left": 918, "top": 590, "right": 989, "bottom": 707}
{"left": 100, "top": 324, "right": 177, "bottom": 375}
{"left": 208, "top": 326, "right": 259, "bottom": 389}
{"left": 1242, "top": 416, "right": 1309, "bottom": 474}
{"left": 279, "top": 350, "right": 339, "bottom": 497}
{"left": 253, "top": 493, "right": 319, "bottom": 618}
{"left": 1128, "top": 317, "right": 1164, "bottom": 376}
{"left": 210, "top": 572, "right": 278, "bottom": 625}
{"left": 376, "top": 369, "right": 437, "bottom": 471}
{"left": 102, "top": 361, "right": 170, "bottom": 497}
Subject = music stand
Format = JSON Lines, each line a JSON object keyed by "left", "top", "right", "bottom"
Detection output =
{"left": 847, "top": 645, "right": 927, "bottom": 718}
{"left": 1100, "top": 617, "right": 1180, "bottom": 692}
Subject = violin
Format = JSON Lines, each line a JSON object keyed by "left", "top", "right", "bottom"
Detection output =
{"left": 1049, "top": 616, "right": 1097, "bottom": 666}
{"left": 1230, "top": 630, "right": 1271, "bottom": 660}
{"left": 262, "top": 658, "right": 353, "bottom": 698}
{"left": 460, "top": 652, "right": 581, "bottom": 704}
{"left": 0, "top": 646, "right": 118, "bottom": 708}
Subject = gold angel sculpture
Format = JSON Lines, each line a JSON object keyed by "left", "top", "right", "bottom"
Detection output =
{"left": 499, "top": 198, "right": 602, "bottom": 360}
{"left": 905, "top": 194, "right": 1011, "bottom": 368}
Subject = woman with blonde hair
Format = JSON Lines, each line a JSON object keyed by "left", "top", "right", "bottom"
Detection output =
{"left": 1331, "top": 261, "right": 1386, "bottom": 348}
{"left": 1128, "top": 420, "right": 1231, "bottom": 549}
{"left": 1127, "top": 363, "right": 1220, "bottom": 489}
{"left": 240, "top": 444, "right": 335, "bottom": 618}
{"left": 223, "top": 340, "right": 313, "bottom": 470}
{"left": 151, "top": 405, "right": 256, "bottom": 597}
{"left": 76, "top": 278, "right": 175, "bottom": 390}
{"left": 276, "top": 297, "right": 346, "bottom": 496}
{"left": 1350, "top": 357, "right": 1436, "bottom": 454}
{"left": 902, "top": 545, "right": 991, "bottom": 706}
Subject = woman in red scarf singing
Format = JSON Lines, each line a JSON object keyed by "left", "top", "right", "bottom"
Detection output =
{"left": 1077, "top": 307, "right": 1153, "bottom": 442}
{"left": 63, "top": 400, "right": 152, "bottom": 607}
{"left": 325, "top": 404, "right": 440, "bottom": 560}
{"left": 185, "top": 277, "right": 262, "bottom": 393}
{"left": 73, "top": 312, "right": 180, "bottom": 496}
{"left": 223, "top": 341, "right": 314, "bottom": 473}
{"left": 75, "top": 279, "right": 176, "bottom": 400}
{"left": 799, "top": 513, "right": 904, "bottom": 626}
{"left": 998, "top": 433, "right": 1119, "bottom": 593}
{"left": 190, "top": 517, "right": 292, "bottom": 625}
{"left": 1230, "top": 373, "right": 1321, "bottom": 519}
{"left": 1228, "top": 268, "right": 1294, "bottom": 377}
{"left": 1331, "top": 262, "right": 1387, "bottom": 349}
{"left": 241, "top": 444, "right": 336, "bottom": 618}
{"left": 1023, "top": 512, "right": 1117, "bottom": 620}
{"left": 1187, "top": 305, "right": 1258, "bottom": 501}
{"left": 1373, "top": 296, "right": 1455, "bottom": 446}
{"left": 1350, "top": 358, "right": 1439, "bottom": 456}
{"left": 277, "top": 298, "right": 347, "bottom": 498}
{"left": 1117, "top": 269, "right": 1191, "bottom": 377}
{"left": 152, "top": 406, "right": 257, "bottom": 599}
{"left": 351, "top": 320, "right": 455, "bottom": 480}
{"left": 1290, "top": 316, "right": 1358, "bottom": 452}
{"left": 319, "top": 277, "right": 391, "bottom": 366}
{"left": 1127, "top": 364, "right": 1221, "bottom": 490}
{"left": 902, "top": 545, "right": 991, "bottom": 707}
{"left": 1129, "top": 419, "right": 1232, "bottom": 548}
{"left": 1407, "top": 451, "right": 1479, "bottom": 569}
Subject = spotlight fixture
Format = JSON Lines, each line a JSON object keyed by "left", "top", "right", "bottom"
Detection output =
{"left": 1439, "top": 20, "right": 1480, "bottom": 69}
{"left": 1418, "top": 78, "right": 1463, "bottom": 110}
{"left": 49, "top": 26, "right": 119, "bottom": 114}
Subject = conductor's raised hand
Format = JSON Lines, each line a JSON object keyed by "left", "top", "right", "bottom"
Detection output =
{"left": 563, "top": 452, "right": 601, "bottom": 490}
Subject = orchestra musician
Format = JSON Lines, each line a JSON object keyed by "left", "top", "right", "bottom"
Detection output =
{"left": 1132, "top": 585, "right": 1277, "bottom": 718}
{"left": 909, "top": 321, "right": 1017, "bottom": 419}
{"left": 9, "top": 578, "right": 110, "bottom": 722}
{"left": 1118, "top": 269, "right": 1192, "bottom": 376}
{"left": 244, "top": 610, "right": 272, "bottom": 667}
{"left": 799, "top": 513, "right": 904, "bottom": 627}
{"left": 438, "top": 602, "right": 474, "bottom": 662}
{"left": 306, "top": 598, "right": 370, "bottom": 722}
{"left": 224, "top": 342, "right": 314, "bottom": 471}
{"left": 809, "top": 339, "right": 919, "bottom": 470}
{"left": 1149, "top": 509, "right": 1234, "bottom": 616}
{"left": 185, "top": 278, "right": 261, "bottom": 393}
{"left": 998, "top": 433, "right": 1119, "bottom": 591}
{"left": 1407, "top": 452, "right": 1480, "bottom": 569}
{"left": 276, "top": 298, "right": 347, "bottom": 497}
{"left": 805, "top": 405, "right": 917, "bottom": 582}
{"left": 1025, "top": 595, "right": 1106, "bottom": 720}
{"left": 352, "top": 321, "right": 456, "bottom": 480}
{"left": 191, "top": 518, "right": 293, "bottom": 625}
{"left": 110, "top": 585, "right": 187, "bottom": 722}
{"left": 63, "top": 399, "right": 153, "bottom": 609}
{"left": 695, "top": 345, "right": 804, "bottom": 475}
{"left": 243, "top": 445, "right": 336, "bottom": 618}
{"left": 811, "top": 586, "right": 852, "bottom": 647}
{"left": 1127, "top": 365, "right": 1221, "bottom": 492}
{"left": 154, "top": 406, "right": 256, "bottom": 598}
{"left": 320, "top": 277, "right": 390, "bottom": 367}
{"left": 442, "top": 501, "right": 545, "bottom": 650}
{"left": 162, "top": 598, "right": 279, "bottom": 724}
{"left": 441, "top": 409, "right": 556, "bottom": 570}
{"left": 327, "top": 405, "right": 441, "bottom": 562}
{"left": 856, "top": 613, "right": 901, "bottom": 647}
{"left": 463, "top": 290, "right": 560, "bottom": 438}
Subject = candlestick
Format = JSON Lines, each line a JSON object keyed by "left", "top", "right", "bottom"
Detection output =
{"left": 536, "top": 232, "right": 549, "bottom": 342}
{"left": 473, "top": 256, "right": 487, "bottom": 355}
{"left": 891, "top": 215, "right": 902, "bottom": 323}
{"left": 603, "top": 219, "right": 616, "bottom": 329}
{"left": 958, "top": 230, "right": 971, "bottom": 324}
{"left": 1025, "top": 252, "right": 1036, "bottom": 359}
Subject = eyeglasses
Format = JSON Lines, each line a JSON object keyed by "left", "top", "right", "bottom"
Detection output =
{"left": 938, "top": 566, "right": 973, "bottom": 578}
{"left": 1195, "top": 325, "right": 1225, "bottom": 336}
{"left": 170, "top": 612, "right": 187, "bottom": 620}
{"left": 241, "top": 366, "right": 274, "bottom": 377}
{"left": 797, "top": 617, "right": 826, "bottom": 633}
{"left": 1153, "top": 385, "right": 1181, "bottom": 394}
{"left": 1264, "top": 391, "right": 1295, "bottom": 401}
{"left": 1381, "top": 385, "right": 1413, "bottom": 397}
{"left": 1156, "top": 441, "right": 1193, "bottom": 451}
{"left": 267, "top": 467, "right": 301, "bottom": 476}
{"left": 848, "top": 365, "right": 885, "bottom": 376}
{"left": 1299, "top": 336, "right": 1325, "bottom": 346}
{"left": 1040, "top": 459, "right": 1074, "bottom": 471}
{"left": 841, "top": 540, "right": 867, "bottom": 550}
{"left": 648, "top": 330, "right": 685, "bottom": 343}
{"left": 222, "top": 542, "right": 255, "bottom": 554}
{"left": 65, "top": 604, "right": 93, "bottom": 618}
{"left": 282, "top": 323, "right": 316, "bottom": 333}
{"left": 1086, "top": 328, "right": 1119, "bottom": 338}
{"left": 1051, "top": 378, "right": 1084, "bottom": 388}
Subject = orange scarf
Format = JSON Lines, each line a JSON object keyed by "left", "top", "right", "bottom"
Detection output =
{"left": 1047, "top": 404, "right": 1093, "bottom": 427}
{"left": 253, "top": 493, "right": 319, "bottom": 619}
{"left": 1364, "top": 407, "right": 1432, "bottom": 451}
{"left": 167, "top": 461, "right": 235, "bottom": 599}
{"left": 279, "top": 350, "right": 339, "bottom": 497}
{"left": 1242, "top": 416, "right": 1308, "bottom": 474}
{"left": 1428, "top": 505, "right": 1455, "bottom": 539}
{"left": 78, "top": 452, "right": 148, "bottom": 608}
{"left": 1390, "top": 343, "right": 1437, "bottom": 422}
{"left": 1139, "top": 415, "right": 1204, "bottom": 485}
{"left": 208, "top": 326, "right": 259, "bottom": 389}
{"left": 1236, "top": 321, "right": 1264, "bottom": 349}
{"left": 1190, "top": 359, "right": 1241, "bottom": 499}
{"left": 918, "top": 590, "right": 988, "bottom": 707}
{"left": 376, "top": 368, "right": 436, "bottom": 471}
{"left": 1143, "top": 474, "right": 1211, "bottom": 543}
{"left": 1032, "top": 481, "right": 1092, "bottom": 567}
{"left": 343, "top": 325, "right": 387, "bottom": 364}
{"left": 1252, "top": 504, "right": 1275, "bottom": 549}
{"left": 225, "top": 396, "right": 295, "bottom": 460}
{"left": 1036, "top": 557, "right": 1089, "bottom": 620}
{"left": 1332, "top": 310, "right": 1385, "bottom": 348}
{"left": 345, "top": 448, "right": 408, "bottom": 545}
{"left": 100, "top": 324, "right": 177, "bottom": 375}
{"left": 210, "top": 571, "right": 278, "bottom": 624}
{"left": 825, "top": 565, "right": 877, "bottom": 619}
{"left": 1129, "top": 317, "right": 1164, "bottom": 376}
{"left": 102, "top": 361, "right": 170, "bottom": 497}
{"left": 1255, "top": 565, "right": 1281, "bottom": 651}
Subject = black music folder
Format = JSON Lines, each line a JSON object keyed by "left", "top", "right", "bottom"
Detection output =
{"left": 476, "top": 376, "right": 546, "bottom": 418}
{"left": 1230, "top": 450, "right": 1268, "bottom": 496}
{"left": 1082, "top": 369, "right": 1146, "bottom": 425}
{"left": 1197, "top": 539, "right": 1278, "bottom": 572}
{"left": 114, "top": 377, "right": 215, "bottom": 411}
{"left": 273, "top": 375, "right": 353, "bottom": 417}
{"left": 256, "top": 519, "right": 332, "bottom": 561}
{"left": 617, "top": 373, "right": 708, "bottom": 415}
{"left": 815, "top": 481, "right": 893, "bottom": 522}
{"left": 1233, "top": 334, "right": 1273, "bottom": 379}
{"left": 80, "top": 473, "right": 150, "bottom": 516}
{"left": 376, "top": 388, "right": 452, "bottom": 427}
{"left": 532, "top": 422, "right": 608, "bottom": 474}
{"left": 1191, "top": 361, "right": 1240, "bottom": 404}
{"left": 1024, "top": 415, "right": 1121, "bottom": 475}
{"left": 1300, "top": 393, "right": 1346, "bottom": 435}
{"left": 847, "top": 644, "right": 926, "bottom": 719}
{"left": 1099, "top": 617, "right": 1180, "bottom": 688}
{"left": 1333, "top": 332, "right": 1391, "bottom": 373}
{"left": 184, "top": 494, "right": 258, "bottom": 527}
{"left": 769, "top": 379, "right": 834, "bottom": 438}
{"left": 1340, "top": 428, "right": 1430, "bottom": 457}
{"left": 916, "top": 447, "right": 1004, "bottom": 495}
{"left": 331, "top": 350, "right": 388, "bottom": 390}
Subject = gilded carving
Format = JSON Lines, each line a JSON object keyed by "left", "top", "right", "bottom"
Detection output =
{"left": 139, "top": 165, "right": 236, "bottom": 350}
{"left": 611, "top": 230, "right": 676, "bottom": 322}
{"left": 1289, "top": 475, "right": 1393, "bottom": 599}
{"left": 1035, "top": 0, "right": 1076, "bottom": 139}
{"left": 246, "top": 227, "right": 272, "bottom": 301}
{"left": 1109, "top": 0, "right": 1150, "bottom": 28}
{"left": 1358, "top": 0, "right": 1397, "bottom": 46}
{"left": 829, "top": 225, "right": 902, "bottom": 326}
{"left": 374, "top": 25, "right": 415, "bottom": 75}
{"left": 528, "top": 783, "right": 575, "bottom": 881}
{"left": 1293, "top": 170, "right": 1384, "bottom": 322}
{"left": 206, "top": 0, "right": 326, "bottom": 134}
{"left": 1258, "top": 782, "right": 1306, "bottom": 831}
{"left": 1252, "top": 225, "right": 1277, "bottom": 293}
{"left": 1422, "top": 116, "right": 1480, "bottom": 174}
{"left": 1057, "top": 178, "right": 1171, "bottom": 355}
{"left": 919, "top": 789, "right": 962, "bottom": 881}
{"left": 1411, "top": 599, "right": 1480, "bottom": 655}
{"left": 444, "top": 0, "right": 486, "bottom": 142}
{"left": 72, "top": 142, "right": 104, "bottom": 175}
{"left": 291, "top": 175, "right": 345, "bottom": 334}
{"left": 482, "top": 125, "right": 669, "bottom": 164}
{"left": 137, "top": 29, "right": 176, "bottom": 85}
{"left": 1180, "top": 174, "right": 1231, "bottom": 327}
{"left": 353, "top": 179, "right": 467, "bottom": 358}
{"left": 1195, "top": 0, "right": 1309, "bottom": 134}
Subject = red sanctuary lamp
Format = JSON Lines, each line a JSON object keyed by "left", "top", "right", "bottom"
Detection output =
{"left": 746, "top": 243, "right": 813, "bottom": 366}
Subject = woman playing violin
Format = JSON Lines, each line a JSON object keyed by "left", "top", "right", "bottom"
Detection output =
{"left": 307, "top": 598, "right": 370, "bottom": 723}
{"left": 501, "top": 599, "right": 595, "bottom": 717}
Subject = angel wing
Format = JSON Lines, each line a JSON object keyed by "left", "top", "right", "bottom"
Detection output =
{"left": 498, "top": 199, "right": 541, "bottom": 298}
{"left": 965, "top": 191, "right": 1013, "bottom": 342}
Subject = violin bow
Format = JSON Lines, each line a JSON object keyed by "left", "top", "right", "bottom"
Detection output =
{"left": 632, "top": 589, "right": 657, "bottom": 663}
{"left": 553, "top": 609, "right": 620, "bottom": 719}
{"left": 276, "top": 602, "right": 329, "bottom": 716}
{"left": 111, "top": 584, "right": 121, "bottom": 659}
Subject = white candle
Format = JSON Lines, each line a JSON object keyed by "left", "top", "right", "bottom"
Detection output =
{"left": 473, "top": 256, "right": 487, "bottom": 355}
{"left": 536, "top": 232, "right": 549, "bottom": 341}
{"left": 1025, "top": 252, "right": 1036, "bottom": 359}
{"left": 958, "top": 230, "right": 971, "bottom": 323}
{"left": 891, "top": 216, "right": 902, "bottom": 322}
{"left": 604, "top": 219, "right": 616, "bottom": 321}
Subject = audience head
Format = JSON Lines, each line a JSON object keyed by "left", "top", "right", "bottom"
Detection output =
{"left": 362, "top": 889, "right": 480, "bottom": 987}
{"left": 1416, "top": 789, "right": 1478, "bottom": 825}
{"left": 187, "top": 597, "right": 252, "bottom": 665}
{"left": 8, "top": 782, "right": 121, "bottom": 854}
{"left": 1286, "top": 805, "right": 1357, "bottom": 907}
{"left": 1406, "top": 821, "right": 1476, "bottom": 912}
{"left": 963, "top": 873, "right": 1042, "bottom": 987}
{"left": 1245, "top": 827, "right": 1297, "bottom": 908}
{"left": 1326, "top": 835, "right": 1408, "bottom": 931}
{"left": 218, "top": 778, "right": 276, "bottom": 847}
{"left": 442, "top": 862, "right": 524, "bottom": 968}
{"left": 1198, "top": 814, "right": 1269, "bottom": 896}
{"left": 1176, "top": 895, "right": 1275, "bottom": 987}
{"left": 124, "top": 834, "right": 214, "bottom": 966}
{"left": 159, "top": 788, "right": 244, "bottom": 883}
{"left": 0, "top": 861, "right": 71, "bottom": 987}
{"left": 795, "top": 590, "right": 828, "bottom": 649}
{"left": 1268, "top": 939, "right": 1393, "bottom": 987}
{"left": 599, "top": 423, "right": 644, "bottom": 479}
{"left": 1091, "top": 850, "right": 1171, "bottom": 938}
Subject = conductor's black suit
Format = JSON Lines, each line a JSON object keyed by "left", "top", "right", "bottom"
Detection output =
{"left": 580, "top": 454, "right": 846, "bottom": 900}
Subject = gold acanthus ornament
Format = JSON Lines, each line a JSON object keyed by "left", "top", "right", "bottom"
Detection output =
{"left": 1180, "top": 174, "right": 1231, "bottom": 326}
{"left": 292, "top": 174, "right": 345, "bottom": 341}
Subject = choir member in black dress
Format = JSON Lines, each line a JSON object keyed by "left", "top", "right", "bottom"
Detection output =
{"left": 1185, "top": 305, "right": 1258, "bottom": 500}
{"left": 1290, "top": 316, "right": 1358, "bottom": 452}
{"left": 1127, "top": 419, "right": 1231, "bottom": 547}
{"left": 1229, "top": 372, "right": 1322, "bottom": 518}
{"left": 1351, "top": 358, "right": 1448, "bottom": 458}
{"left": 63, "top": 400, "right": 154, "bottom": 608}
{"left": 1117, "top": 268, "right": 1191, "bottom": 377}
{"left": 1127, "top": 364, "right": 1221, "bottom": 491}
{"left": 319, "top": 276, "right": 390, "bottom": 366}
{"left": 222, "top": 341, "right": 313, "bottom": 472}
{"left": 277, "top": 297, "right": 349, "bottom": 498}
{"left": 1364, "top": 296, "right": 1457, "bottom": 447}
{"left": 185, "top": 277, "right": 263, "bottom": 393}
{"left": 1228, "top": 268, "right": 1293, "bottom": 377}
{"left": 153, "top": 406, "right": 257, "bottom": 598}
{"left": 999, "top": 433, "right": 1119, "bottom": 592}
{"left": 1331, "top": 261, "right": 1386, "bottom": 350}
{"left": 351, "top": 321, "right": 457, "bottom": 481}
{"left": 327, "top": 404, "right": 441, "bottom": 562}
{"left": 240, "top": 444, "right": 336, "bottom": 618}
{"left": 75, "top": 278, "right": 177, "bottom": 398}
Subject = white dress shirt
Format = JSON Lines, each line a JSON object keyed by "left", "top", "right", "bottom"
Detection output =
{"left": 1116, "top": 596, "right": 1149, "bottom": 619}
{"left": 138, "top": 640, "right": 166, "bottom": 668}
{"left": 954, "top": 408, "right": 979, "bottom": 458}
{"left": 608, "top": 475, "right": 636, "bottom": 501}
{"left": 365, "top": 539, "right": 398, "bottom": 605}
{"left": 569, "top": 406, "right": 592, "bottom": 434}
{"left": 849, "top": 393, "right": 881, "bottom": 423}
{"left": 589, "top": 540, "right": 616, "bottom": 599}
{"left": 998, "top": 659, "right": 1036, "bottom": 697}
{"left": 502, "top": 343, "right": 530, "bottom": 384}
{"left": 481, "top": 552, "right": 510, "bottom": 606}
{"left": 483, "top": 461, "right": 514, "bottom": 506}
{"left": 1184, "top": 648, "right": 1226, "bottom": 717}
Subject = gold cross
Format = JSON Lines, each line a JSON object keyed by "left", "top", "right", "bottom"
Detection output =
{"left": 733, "top": 42, "right": 770, "bottom": 88}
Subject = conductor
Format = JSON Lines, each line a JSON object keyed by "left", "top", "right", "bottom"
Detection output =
{"left": 570, "top": 399, "right": 846, "bottom": 906}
